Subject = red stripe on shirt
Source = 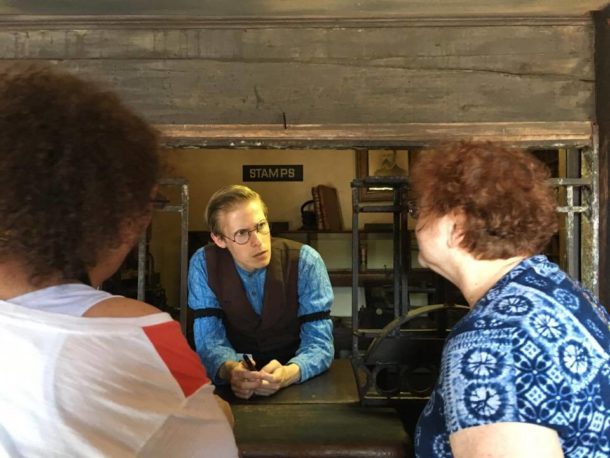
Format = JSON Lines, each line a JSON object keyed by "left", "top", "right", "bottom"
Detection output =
{"left": 143, "top": 321, "right": 209, "bottom": 397}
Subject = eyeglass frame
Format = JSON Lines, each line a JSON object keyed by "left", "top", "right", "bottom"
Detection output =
{"left": 222, "top": 220, "right": 271, "bottom": 245}
{"left": 406, "top": 200, "right": 419, "bottom": 218}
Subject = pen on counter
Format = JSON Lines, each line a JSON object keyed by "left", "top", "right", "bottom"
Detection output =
{"left": 242, "top": 354, "right": 256, "bottom": 371}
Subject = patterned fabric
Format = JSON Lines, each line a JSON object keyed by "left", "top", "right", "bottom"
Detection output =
{"left": 188, "top": 243, "right": 334, "bottom": 384}
{"left": 415, "top": 255, "right": 610, "bottom": 458}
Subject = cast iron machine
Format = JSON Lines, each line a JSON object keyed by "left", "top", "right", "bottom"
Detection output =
{"left": 349, "top": 176, "right": 468, "bottom": 406}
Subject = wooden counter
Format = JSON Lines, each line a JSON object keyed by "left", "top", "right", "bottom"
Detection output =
{"left": 217, "top": 359, "right": 412, "bottom": 458}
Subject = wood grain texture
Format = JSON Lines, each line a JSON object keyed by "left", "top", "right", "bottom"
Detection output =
{"left": 0, "top": 0, "right": 607, "bottom": 16}
{"left": 233, "top": 405, "right": 409, "bottom": 457}
{"left": 0, "top": 16, "right": 595, "bottom": 125}
{"left": 594, "top": 8, "right": 610, "bottom": 310}
{"left": 156, "top": 122, "right": 593, "bottom": 148}
{"left": 217, "top": 359, "right": 360, "bottom": 405}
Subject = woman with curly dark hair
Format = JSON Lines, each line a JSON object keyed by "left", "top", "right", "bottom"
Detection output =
{"left": 0, "top": 65, "right": 237, "bottom": 457}
{"left": 411, "top": 142, "right": 610, "bottom": 458}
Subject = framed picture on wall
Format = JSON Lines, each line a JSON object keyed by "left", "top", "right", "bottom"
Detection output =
{"left": 355, "top": 149, "right": 409, "bottom": 201}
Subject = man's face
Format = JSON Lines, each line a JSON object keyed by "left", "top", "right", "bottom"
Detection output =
{"left": 211, "top": 199, "right": 272, "bottom": 272}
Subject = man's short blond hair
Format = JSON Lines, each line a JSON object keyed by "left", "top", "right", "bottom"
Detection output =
{"left": 205, "top": 185, "right": 268, "bottom": 236}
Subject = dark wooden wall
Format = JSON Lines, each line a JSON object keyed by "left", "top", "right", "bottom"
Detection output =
{"left": 0, "top": 11, "right": 606, "bottom": 303}
{"left": 0, "top": 16, "right": 595, "bottom": 126}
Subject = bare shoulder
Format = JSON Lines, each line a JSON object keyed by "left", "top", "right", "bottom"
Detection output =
{"left": 83, "top": 296, "right": 163, "bottom": 318}
{"left": 450, "top": 422, "right": 563, "bottom": 458}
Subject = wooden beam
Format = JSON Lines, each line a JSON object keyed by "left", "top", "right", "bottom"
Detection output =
{"left": 0, "top": 15, "right": 593, "bottom": 29}
{"left": 0, "top": 16, "right": 593, "bottom": 126}
{"left": 157, "top": 121, "right": 594, "bottom": 149}
{"left": 594, "top": 8, "right": 610, "bottom": 310}
{"left": 0, "top": 0, "right": 607, "bottom": 18}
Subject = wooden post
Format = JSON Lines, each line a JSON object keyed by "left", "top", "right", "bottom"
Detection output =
{"left": 594, "top": 8, "right": 610, "bottom": 310}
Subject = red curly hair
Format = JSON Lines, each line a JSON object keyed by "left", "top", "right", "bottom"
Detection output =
{"left": 410, "top": 142, "right": 558, "bottom": 259}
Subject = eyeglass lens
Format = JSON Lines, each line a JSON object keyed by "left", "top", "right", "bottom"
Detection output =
{"left": 233, "top": 221, "right": 270, "bottom": 244}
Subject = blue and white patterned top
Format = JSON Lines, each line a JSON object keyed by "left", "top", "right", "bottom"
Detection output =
{"left": 415, "top": 255, "right": 610, "bottom": 458}
{"left": 188, "top": 243, "right": 334, "bottom": 385}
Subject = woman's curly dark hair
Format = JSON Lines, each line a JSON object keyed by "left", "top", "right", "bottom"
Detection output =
{"left": 410, "top": 141, "right": 558, "bottom": 259}
{"left": 0, "top": 64, "right": 160, "bottom": 284}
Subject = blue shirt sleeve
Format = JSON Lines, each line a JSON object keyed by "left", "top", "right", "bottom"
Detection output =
{"left": 188, "top": 248, "right": 240, "bottom": 385}
{"left": 288, "top": 244, "right": 335, "bottom": 382}
{"left": 188, "top": 243, "right": 334, "bottom": 385}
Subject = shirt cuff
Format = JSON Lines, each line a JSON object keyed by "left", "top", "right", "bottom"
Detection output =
{"left": 286, "top": 357, "right": 307, "bottom": 383}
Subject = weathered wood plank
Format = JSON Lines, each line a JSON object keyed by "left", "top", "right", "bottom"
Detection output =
{"left": 0, "top": 57, "right": 589, "bottom": 125}
{"left": 157, "top": 121, "right": 593, "bottom": 149}
{"left": 0, "top": 17, "right": 594, "bottom": 125}
{"left": 0, "top": 15, "right": 596, "bottom": 28}
{"left": 0, "top": 22, "right": 592, "bottom": 77}
{"left": 109, "top": 61, "right": 593, "bottom": 124}
{"left": 0, "top": 0, "right": 607, "bottom": 17}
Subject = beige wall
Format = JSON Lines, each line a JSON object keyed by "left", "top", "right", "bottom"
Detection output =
{"left": 162, "top": 148, "right": 357, "bottom": 231}
{"left": 151, "top": 148, "right": 393, "bottom": 309}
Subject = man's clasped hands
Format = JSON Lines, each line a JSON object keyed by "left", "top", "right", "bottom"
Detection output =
{"left": 220, "top": 358, "right": 301, "bottom": 399}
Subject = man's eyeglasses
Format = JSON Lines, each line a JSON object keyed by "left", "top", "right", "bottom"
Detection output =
{"left": 225, "top": 221, "right": 270, "bottom": 245}
{"left": 406, "top": 200, "right": 419, "bottom": 218}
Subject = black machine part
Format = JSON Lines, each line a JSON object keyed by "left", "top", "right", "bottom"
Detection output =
{"left": 351, "top": 303, "right": 470, "bottom": 406}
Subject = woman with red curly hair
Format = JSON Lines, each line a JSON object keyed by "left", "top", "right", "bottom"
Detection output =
{"left": 411, "top": 142, "right": 610, "bottom": 458}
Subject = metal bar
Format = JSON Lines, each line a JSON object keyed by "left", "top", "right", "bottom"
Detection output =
{"left": 351, "top": 178, "right": 412, "bottom": 349}
{"left": 392, "top": 188, "right": 400, "bottom": 321}
{"left": 548, "top": 177, "right": 591, "bottom": 186}
{"left": 566, "top": 149, "right": 581, "bottom": 280}
{"left": 547, "top": 143, "right": 599, "bottom": 294}
{"left": 351, "top": 185, "right": 360, "bottom": 356}
{"left": 158, "top": 177, "right": 188, "bottom": 186}
{"left": 400, "top": 194, "right": 410, "bottom": 316}
{"left": 136, "top": 176, "right": 191, "bottom": 335}
{"left": 179, "top": 182, "right": 190, "bottom": 336}
{"left": 137, "top": 231, "right": 146, "bottom": 301}
{"left": 155, "top": 205, "right": 184, "bottom": 212}
{"left": 556, "top": 206, "right": 588, "bottom": 213}
{"left": 355, "top": 327, "right": 457, "bottom": 337}
{"left": 565, "top": 186, "right": 578, "bottom": 279}
{"left": 588, "top": 132, "right": 600, "bottom": 295}
{"left": 400, "top": 214, "right": 411, "bottom": 315}
{"left": 357, "top": 205, "right": 403, "bottom": 213}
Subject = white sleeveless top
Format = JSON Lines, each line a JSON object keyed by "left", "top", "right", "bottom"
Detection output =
{"left": 9, "top": 283, "right": 120, "bottom": 316}
{"left": 0, "top": 285, "right": 239, "bottom": 457}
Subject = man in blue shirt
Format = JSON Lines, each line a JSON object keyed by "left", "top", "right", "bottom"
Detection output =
{"left": 188, "top": 185, "right": 334, "bottom": 399}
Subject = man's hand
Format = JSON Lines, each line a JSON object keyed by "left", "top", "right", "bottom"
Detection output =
{"left": 253, "top": 360, "right": 301, "bottom": 396}
{"left": 220, "top": 360, "right": 263, "bottom": 399}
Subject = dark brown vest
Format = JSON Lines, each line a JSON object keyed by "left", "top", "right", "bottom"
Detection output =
{"left": 204, "top": 237, "right": 302, "bottom": 365}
